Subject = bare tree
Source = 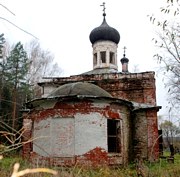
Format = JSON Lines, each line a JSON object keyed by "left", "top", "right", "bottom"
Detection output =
{"left": 154, "top": 25, "right": 180, "bottom": 107}
{"left": 149, "top": 0, "right": 180, "bottom": 108}
{"left": 159, "top": 120, "right": 180, "bottom": 148}
{"left": 25, "top": 40, "right": 62, "bottom": 98}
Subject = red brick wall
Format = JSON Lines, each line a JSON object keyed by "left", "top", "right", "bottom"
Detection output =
{"left": 132, "top": 110, "right": 148, "bottom": 160}
{"left": 22, "top": 118, "right": 33, "bottom": 159}
{"left": 47, "top": 72, "right": 156, "bottom": 105}
{"left": 132, "top": 108, "right": 159, "bottom": 161}
{"left": 146, "top": 109, "right": 159, "bottom": 161}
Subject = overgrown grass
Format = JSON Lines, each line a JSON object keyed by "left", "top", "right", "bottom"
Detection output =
{"left": 146, "top": 152, "right": 180, "bottom": 177}
{"left": 0, "top": 153, "right": 180, "bottom": 177}
{"left": 0, "top": 156, "right": 29, "bottom": 176}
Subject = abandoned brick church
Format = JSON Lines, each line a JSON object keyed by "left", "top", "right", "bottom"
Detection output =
{"left": 22, "top": 7, "right": 161, "bottom": 166}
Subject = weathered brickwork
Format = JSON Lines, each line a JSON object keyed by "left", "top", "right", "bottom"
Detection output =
{"left": 23, "top": 98, "right": 132, "bottom": 166}
{"left": 40, "top": 72, "right": 156, "bottom": 105}
{"left": 132, "top": 110, "right": 148, "bottom": 160}
{"left": 23, "top": 71, "right": 160, "bottom": 166}
{"left": 22, "top": 117, "right": 32, "bottom": 159}
{"left": 29, "top": 148, "right": 123, "bottom": 167}
{"left": 146, "top": 109, "right": 159, "bottom": 161}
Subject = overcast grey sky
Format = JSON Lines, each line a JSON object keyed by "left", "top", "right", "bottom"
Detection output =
{"left": 0, "top": 0, "right": 170, "bottom": 116}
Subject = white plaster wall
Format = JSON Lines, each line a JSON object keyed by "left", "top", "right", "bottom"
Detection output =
{"left": 92, "top": 102, "right": 109, "bottom": 108}
{"left": 75, "top": 113, "right": 107, "bottom": 155}
{"left": 33, "top": 117, "right": 75, "bottom": 157}
{"left": 42, "top": 85, "right": 57, "bottom": 97}
{"left": 33, "top": 118, "right": 51, "bottom": 157}
{"left": 33, "top": 114, "right": 107, "bottom": 157}
{"left": 51, "top": 118, "right": 75, "bottom": 157}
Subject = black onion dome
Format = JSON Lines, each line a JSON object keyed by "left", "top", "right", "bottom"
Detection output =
{"left": 89, "top": 17, "right": 120, "bottom": 45}
{"left": 121, "top": 54, "right": 129, "bottom": 64}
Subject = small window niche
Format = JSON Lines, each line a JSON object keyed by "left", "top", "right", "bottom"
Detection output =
{"left": 93, "top": 53, "right": 97, "bottom": 66}
{"left": 107, "top": 119, "right": 121, "bottom": 153}
{"left": 100, "top": 51, "right": 106, "bottom": 63}
{"left": 110, "top": 52, "right": 115, "bottom": 64}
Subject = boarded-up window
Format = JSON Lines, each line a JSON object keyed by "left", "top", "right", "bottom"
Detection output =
{"left": 108, "top": 119, "right": 121, "bottom": 153}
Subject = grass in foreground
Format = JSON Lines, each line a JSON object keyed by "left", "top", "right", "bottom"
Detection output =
{"left": 0, "top": 153, "right": 180, "bottom": 177}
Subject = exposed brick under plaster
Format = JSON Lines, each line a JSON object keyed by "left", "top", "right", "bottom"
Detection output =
{"left": 31, "top": 101, "right": 121, "bottom": 123}
{"left": 29, "top": 147, "right": 122, "bottom": 167}
{"left": 23, "top": 71, "right": 160, "bottom": 166}
{"left": 22, "top": 100, "right": 128, "bottom": 166}
{"left": 22, "top": 99, "right": 159, "bottom": 166}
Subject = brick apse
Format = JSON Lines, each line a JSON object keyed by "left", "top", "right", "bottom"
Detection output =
{"left": 22, "top": 8, "right": 161, "bottom": 166}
